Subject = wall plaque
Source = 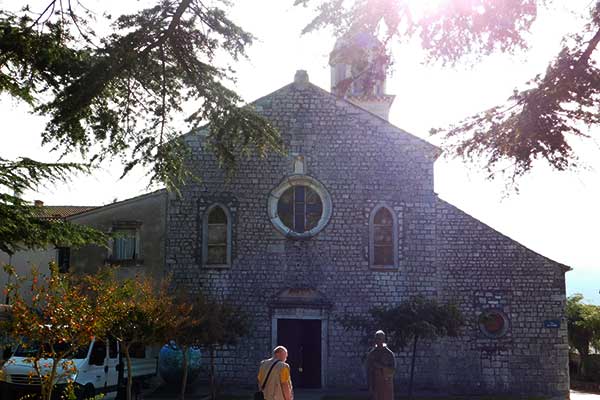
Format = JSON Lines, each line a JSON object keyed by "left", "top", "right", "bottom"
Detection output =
{"left": 544, "top": 319, "right": 561, "bottom": 328}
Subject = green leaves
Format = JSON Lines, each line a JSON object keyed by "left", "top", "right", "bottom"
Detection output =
{"left": 340, "top": 296, "right": 465, "bottom": 350}
{"left": 205, "top": 105, "right": 283, "bottom": 174}
{"left": 0, "top": 1, "right": 285, "bottom": 253}
{"left": 1, "top": 1, "right": 282, "bottom": 191}
{"left": 3, "top": 263, "right": 104, "bottom": 400}
{"left": 300, "top": 0, "right": 538, "bottom": 64}
{"left": 300, "top": 1, "right": 600, "bottom": 184}
{"left": 437, "top": 22, "right": 600, "bottom": 182}
{"left": 340, "top": 296, "right": 464, "bottom": 399}
{"left": 567, "top": 294, "right": 600, "bottom": 356}
{"left": 0, "top": 157, "right": 107, "bottom": 253}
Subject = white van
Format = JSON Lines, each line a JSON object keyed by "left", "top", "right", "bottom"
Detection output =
{"left": 0, "top": 338, "right": 157, "bottom": 400}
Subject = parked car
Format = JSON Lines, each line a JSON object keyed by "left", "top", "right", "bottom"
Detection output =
{"left": 0, "top": 338, "right": 157, "bottom": 400}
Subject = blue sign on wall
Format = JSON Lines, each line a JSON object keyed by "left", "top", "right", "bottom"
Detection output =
{"left": 544, "top": 319, "right": 561, "bottom": 328}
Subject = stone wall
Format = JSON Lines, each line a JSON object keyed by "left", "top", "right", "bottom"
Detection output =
{"left": 436, "top": 200, "right": 569, "bottom": 396}
{"left": 165, "top": 78, "right": 568, "bottom": 397}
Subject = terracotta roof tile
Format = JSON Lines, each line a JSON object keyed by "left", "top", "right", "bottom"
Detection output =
{"left": 35, "top": 206, "right": 98, "bottom": 221}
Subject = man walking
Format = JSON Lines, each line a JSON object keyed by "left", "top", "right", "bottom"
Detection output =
{"left": 257, "top": 346, "right": 293, "bottom": 400}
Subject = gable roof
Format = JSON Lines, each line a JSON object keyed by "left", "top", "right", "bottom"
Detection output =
{"left": 66, "top": 189, "right": 166, "bottom": 220}
{"left": 184, "top": 73, "right": 442, "bottom": 161}
{"left": 249, "top": 78, "right": 442, "bottom": 160}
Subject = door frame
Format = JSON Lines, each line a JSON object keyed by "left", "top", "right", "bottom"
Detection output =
{"left": 271, "top": 308, "right": 328, "bottom": 388}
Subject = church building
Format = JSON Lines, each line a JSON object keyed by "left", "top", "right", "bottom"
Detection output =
{"left": 165, "top": 35, "right": 569, "bottom": 397}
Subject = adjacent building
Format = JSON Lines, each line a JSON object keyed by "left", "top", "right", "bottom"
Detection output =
{"left": 0, "top": 202, "right": 96, "bottom": 302}
{"left": 0, "top": 190, "right": 167, "bottom": 302}
{"left": 67, "top": 190, "right": 167, "bottom": 281}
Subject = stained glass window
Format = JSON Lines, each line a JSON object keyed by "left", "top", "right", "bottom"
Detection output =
{"left": 277, "top": 186, "right": 323, "bottom": 233}
{"left": 373, "top": 208, "right": 394, "bottom": 266}
{"left": 207, "top": 206, "right": 228, "bottom": 265}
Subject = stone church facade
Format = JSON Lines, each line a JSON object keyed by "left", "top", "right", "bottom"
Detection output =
{"left": 166, "top": 37, "right": 569, "bottom": 397}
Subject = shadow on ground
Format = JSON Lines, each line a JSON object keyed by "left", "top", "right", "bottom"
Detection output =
{"left": 144, "top": 384, "right": 591, "bottom": 400}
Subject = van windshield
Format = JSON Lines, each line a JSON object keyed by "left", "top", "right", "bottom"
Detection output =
{"left": 14, "top": 342, "right": 90, "bottom": 359}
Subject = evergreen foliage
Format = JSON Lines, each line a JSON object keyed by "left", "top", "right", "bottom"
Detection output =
{"left": 299, "top": 0, "right": 600, "bottom": 184}
{"left": 0, "top": 157, "right": 106, "bottom": 254}
{"left": 0, "top": 0, "right": 283, "bottom": 253}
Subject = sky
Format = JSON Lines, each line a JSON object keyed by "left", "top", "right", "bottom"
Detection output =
{"left": 1, "top": 0, "right": 599, "bottom": 303}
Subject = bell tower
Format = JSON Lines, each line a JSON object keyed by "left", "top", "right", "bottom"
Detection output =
{"left": 329, "top": 32, "right": 395, "bottom": 120}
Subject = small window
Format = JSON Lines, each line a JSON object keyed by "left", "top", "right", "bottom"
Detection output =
{"left": 57, "top": 247, "right": 70, "bottom": 273}
{"left": 113, "top": 229, "right": 138, "bottom": 260}
{"left": 369, "top": 206, "right": 398, "bottom": 269}
{"left": 202, "top": 205, "right": 231, "bottom": 267}
{"left": 479, "top": 310, "right": 509, "bottom": 338}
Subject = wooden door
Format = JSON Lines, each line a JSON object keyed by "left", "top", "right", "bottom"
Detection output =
{"left": 277, "top": 319, "right": 321, "bottom": 388}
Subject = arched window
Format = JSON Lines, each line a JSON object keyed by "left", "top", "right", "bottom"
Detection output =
{"left": 369, "top": 206, "right": 397, "bottom": 269}
{"left": 202, "top": 205, "right": 231, "bottom": 267}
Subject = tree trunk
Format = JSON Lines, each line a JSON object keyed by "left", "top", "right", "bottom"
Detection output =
{"left": 408, "top": 335, "right": 418, "bottom": 400}
{"left": 580, "top": 350, "right": 590, "bottom": 378}
{"left": 124, "top": 345, "right": 134, "bottom": 400}
{"left": 180, "top": 345, "right": 189, "bottom": 400}
{"left": 209, "top": 346, "right": 216, "bottom": 400}
{"left": 42, "top": 357, "right": 59, "bottom": 400}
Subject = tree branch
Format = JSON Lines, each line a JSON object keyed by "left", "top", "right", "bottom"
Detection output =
{"left": 576, "top": 26, "right": 600, "bottom": 69}
{"left": 141, "top": 0, "right": 193, "bottom": 56}
{"left": 29, "top": 1, "right": 58, "bottom": 29}
{"left": 160, "top": 45, "right": 167, "bottom": 146}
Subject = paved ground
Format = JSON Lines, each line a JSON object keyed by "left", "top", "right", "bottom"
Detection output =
{"left": 571, "top": 390, "right": 600, "bottom": 399}
{"left": 291, "top": 390, "right": 600, "bottom": 400}
{"left": 266, "top": 389, "right": 600, "bottom": 400}
{"left": 145, "top": 385, "right": 600, "bottom": 400}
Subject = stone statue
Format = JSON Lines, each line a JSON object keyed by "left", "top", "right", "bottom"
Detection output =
{"left": 366, "top": 330, "right": 396, "bottom": 400}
